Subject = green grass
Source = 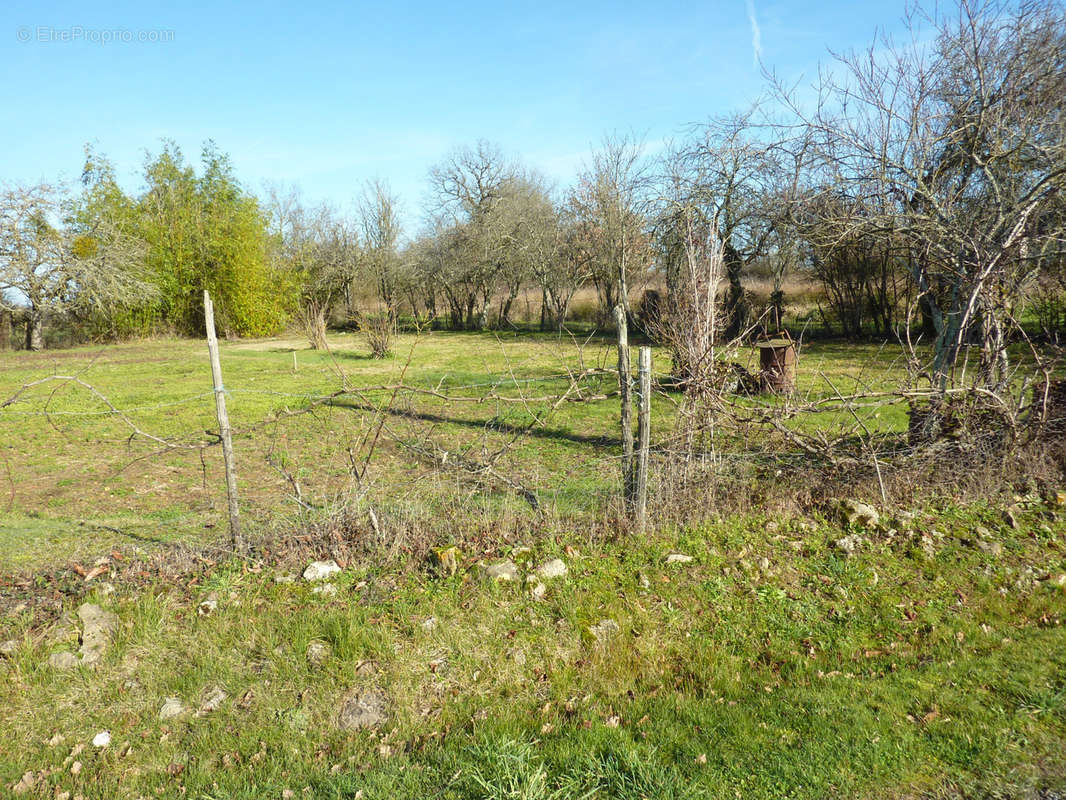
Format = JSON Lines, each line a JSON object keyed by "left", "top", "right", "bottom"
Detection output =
{"left": 0, "top": 331, "right": 936, "bottom": 572}
{"left": 1, "top": 502, "right": 1064, "bottom": 798}
{"left": 2, "top": 332, "right": 1065, "bottom": 796}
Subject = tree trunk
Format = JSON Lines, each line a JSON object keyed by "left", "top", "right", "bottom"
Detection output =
{"left": 25, "top": 311, "right": 43, "bottom": 351}
{"left": 723, "top": 243, "right": 750, "bottom": 340}
{"left": 0, "top": 310, "right": 11, "bottom": 350}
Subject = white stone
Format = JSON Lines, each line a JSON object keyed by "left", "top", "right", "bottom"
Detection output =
{"left": 303, "top": 560, "right": 341, "bottom": 582}
{"left": 307, "top": 641, "right": 332, "bottom": 666}
{"left": 91, "top": 731, "right": 110, "bottom": 748}
{"left": 159, "top": 697, "right": 185, "bottom": 720}
{"left": 535, "top": 559, "right": 568, "bottom": 579}
{"left": 77, "top": 603, "right": 118, "bottom": 665}
{"left": 199, "top": 686, "right": 227, "bottom": 714}
{"left": 197, "top": 594, "right": 218, "bottom": 616}
{"left": 588, "top": 619, "right": 620, "bottom": 643}
{"left": 840, "top": 499, "right": 880, "bottom": 528}
{"left": 834, "top": 534, "right": 864, "bottom": 555}
{"left": 664, "top": 553, "right": 693, "bottom": 565}
{"left": 484, "top": 560, "right": 519, "bottom": 582}
{"left": 49, "top": 651, "right": 78, "bottom": 670}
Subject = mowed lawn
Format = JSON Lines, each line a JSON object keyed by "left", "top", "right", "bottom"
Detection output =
{"left": 0, "top": 331, "right": 926, "bottom": 571}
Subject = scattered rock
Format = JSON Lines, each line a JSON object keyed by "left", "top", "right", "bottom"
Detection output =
{"left": 420, "top": 617, "right": 438, "bottom": 633}
{"left": 840, "top": 499, "right": 880, "bottom": 528}
{"left": 49, "top": 651, "right": 78, "bottom": 670}
{"left": 159, "top": 697, "right": 185, "bottom": 720}
{"left": 535, "top": 558, "right": 568, "bottom": 579}
{"left": 509, "top": 647, "right": 527, "bottom": 666}
{"left": 198, "top": 593, "right": 219, "bottom": 616}
{"left": 1002, "top": 508, "right": 1020, "bottom": 530}
{"left": 312, "top": 583, "right": 338, "bottom": 597}
{"left": 528, "top": 581, "right": 547, "bottom": 601}
{"left": 587, "top": 619, "right": 620, "bottom": 644}
{"left": 484, "top": 560, "right": 519, "bottom": 582}
{"left": 92, "top": 731, "right": 110, "bottom": 748}
{"left": 664, "top": 553, "right": 693, "bottom": 565}
{"left": 11, "top": 771, "right": 34, "bottom": 795}
{"left": 336, "top": 689, "right": 388, "bottom": 731}
{"left": 834, "top": 534, "right": 865, "bottom": 556}
{"left": 198, "top": 686, "right": 227, "bottom": 714}
{"left": 307, "top": 641, "right": 332, "bottom": 666}
{"left": 637, "top": 572, "right": 651, "bottom": 590}
{"left": 429, "top": 546, "right": 461, "bottom": 577}
{"left": 77, "top": 603, "right": 119, "bottom": 665}
{"left": 976, "top": 539, "right": 1004, "bottom": 556}
{"left": 303, "top": 560, "right": 342, "bottom": 582}
{"left": 0, "top": 640, "right": 17, "bottom": 657}
{"left": 274, "top": 574, "right": 296, "bottom": 584}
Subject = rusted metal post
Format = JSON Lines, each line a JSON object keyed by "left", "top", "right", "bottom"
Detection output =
{"left": 758, "top": 337, "right": 797, "bottom": 394}
{"left": 204, "top": 290, "right": 243, "bottom": 553}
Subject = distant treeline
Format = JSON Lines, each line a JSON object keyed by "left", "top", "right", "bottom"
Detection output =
{"left": 2, "top": 0, "right": 1064, "bottom": 370}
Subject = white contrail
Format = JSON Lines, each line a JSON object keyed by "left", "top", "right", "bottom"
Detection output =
{"left": 745, "top": 0, "right": 763, "bottom": 67}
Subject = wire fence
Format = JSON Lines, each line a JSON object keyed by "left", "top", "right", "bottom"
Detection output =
{"left": 1, "top": 334, "right": 1056, "bottom": 569}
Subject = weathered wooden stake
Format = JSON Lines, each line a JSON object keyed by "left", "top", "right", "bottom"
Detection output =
{"left": 636, "top": 346, "right": 652, "bottom": 531}
{"left": 203, "top": 290, "right": 243, "bottom": 553}
{"left": 614, "top": 305, "right": 633, "bottom": 503}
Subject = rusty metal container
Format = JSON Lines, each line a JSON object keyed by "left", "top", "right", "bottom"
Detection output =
{"left": 758, "top": 337, "right": 797, "bottom": 394}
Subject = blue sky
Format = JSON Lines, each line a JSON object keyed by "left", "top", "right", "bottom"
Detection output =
{"left": 1, "top": 0, "right": 910, "bottom": 228}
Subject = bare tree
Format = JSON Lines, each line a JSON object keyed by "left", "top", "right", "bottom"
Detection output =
{"left": 535, "top": 201, "right": 594, "bottom": 331}
{"left": 0, "top": 183, "right": 150, "bottom": 350}
{"left": 571, "top": 134, "right": 652, "bottom": 322}
{"left": 357, "top": 179, "right": 402, "bottom": 316}
{"left": 264, "top": 187, "right": 359, "bottom": 348}
{"left": 780, "top": 0, "right": 1066, "bottom": 390}
{"left": 669, "top": 111, "right": 787, "bottom": 339}
{"left": 425, "top": 141, "right": 545, "bottom": 329}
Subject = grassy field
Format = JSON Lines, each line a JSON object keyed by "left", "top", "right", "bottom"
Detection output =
{"left": 2, "top": 332, "right": 1064, "bottom": 799}
{"left": 1, "top": 502, "right": 1064, "bottom": 798}
{"left": 0, "top": 332, "right": 913, "bottom": 572}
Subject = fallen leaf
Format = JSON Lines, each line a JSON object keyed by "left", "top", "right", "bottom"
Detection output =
{"left": 84, "top": 565, "right": 109, "bottom": 582}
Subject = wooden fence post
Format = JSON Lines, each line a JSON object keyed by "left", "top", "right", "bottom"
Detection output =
{"left": 203, "top": 290, "right": 243, "bottom": 554}
{"left": 614, "top": 305, "right": 633, "bottom": 503}
{"left": 636, "top": 346, "right": 651, "bottom": 531}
